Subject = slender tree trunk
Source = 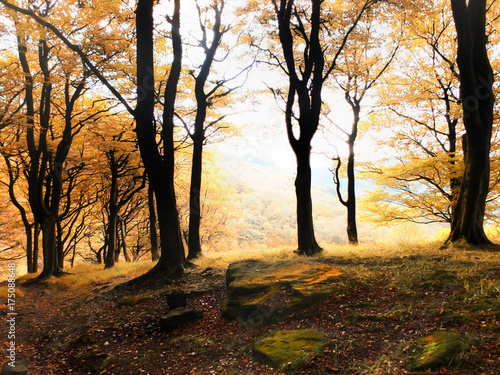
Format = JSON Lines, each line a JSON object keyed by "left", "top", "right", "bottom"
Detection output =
{"left": 186, "top": 2, "right": 224, "bottom": 260}
{"left": 345, "top": 140, "right": 358, "bottom": 244}
{"left": 26, "top": 225, "right": 33, "bottom": 273}
{"left": 344, "top": 102, "right": 360, "bottom": 245}
{"left": 147, "top": 183, "right": 159, "bottom": 261}
{"left": 114, "top": 223, "right": 121, "bottom": 262}
{"left": 33, "top": 222, "right": 39, "bottom": 273}
{"left": 105, "top": 151, "right": 118, "bottom": 269}
{"left": 447, "top": 0, "right": 494, "bottom": 245}
{"left": 105, "top": 209, "right": 117, "bottom": 269}
{"left": 275, "top": 0, "right": 324, "bottom": 255}
{"left": 187, "top": 136, "right": 203, "bottom": 260}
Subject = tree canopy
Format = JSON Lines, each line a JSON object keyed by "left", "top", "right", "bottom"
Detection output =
{"left": 0, "top": 0, "right": 498, "bottom": 275}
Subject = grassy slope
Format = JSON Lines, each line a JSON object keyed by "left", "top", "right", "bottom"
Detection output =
{"left": 4, "top": 239, "right": 500, "bottom": 374}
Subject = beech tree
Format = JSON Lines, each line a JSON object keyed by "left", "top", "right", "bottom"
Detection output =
{"left": 0, "top": 0, "right": 188, "bottom": 277}
{"left": 359, "top": 0, "right": 499, "bottom": 229}
{"left": 330, "top": 8, "right": 398, "bottom": 245}
{"left": 178, "top": 0, "right": 248, "bottom": 260}
{"left": 262, "top": 0, "right": 377, "bottom": 254}
{"left": 102, "top": 141, "right": 145, "bottom": 269}
{"left": 360, "top": 0, "right": 465, "bottom": 225}
{"left": 447, "top": 0, "right": 496, "bottom": 245}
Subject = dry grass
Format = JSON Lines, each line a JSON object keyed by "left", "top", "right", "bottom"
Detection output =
{"left": 17, "top": 260, "right": 157, "bottom": 289}
{"left": 9, "top": 225, "right": 500, "bottom": 292}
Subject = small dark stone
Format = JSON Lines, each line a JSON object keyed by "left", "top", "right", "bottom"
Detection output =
{"left": 167, "top": 289, "right": 187, "bottom": 309}
{"left": 159, "top": 307, "right": 203, "bottom": 331}
{"left": 201, "top": 267, "right": 214, "bottom": 276}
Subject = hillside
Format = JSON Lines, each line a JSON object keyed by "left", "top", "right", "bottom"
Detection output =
{"left": 3, "top": 243, "right": 500, "bottom": 374}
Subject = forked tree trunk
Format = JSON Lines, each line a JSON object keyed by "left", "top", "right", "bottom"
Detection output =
{"left": 135, "top": 0, "right": 185, "bottom": 277}
{"left": 275, "top": 0, "right": 324, "bottom": 256}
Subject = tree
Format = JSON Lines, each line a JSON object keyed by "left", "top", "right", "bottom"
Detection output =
{"left": 0, "top": 0, "right": 188, "bottom": 277}
{"left": 101, "top": 130, "right": 146, "bottom": 269}
{"left": 179, "top": 0, "right": 247, "bottom": 260}
{"left": 359, "top": 0, "right": 464, "bottom": 226}
{"left": 134, "top": 0, "right": 185, "bottom": 276}
{"left": 330, "top": 7, "right": 398, "bottom": 244}
{"left": 0, "top": 0, "right": 137, "bottom": 279}
{"left": 447, "top": 0, "right": 496, "bottom": 245}
{"left": 264, "top": 0, "right": 377, "bottom": 254}
{"left": 358, "top": 0, "right": 499, "bottom": 230}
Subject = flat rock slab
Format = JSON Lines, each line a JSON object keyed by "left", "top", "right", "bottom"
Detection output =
{"left": 160, "top": 307, "right": 203, "bottom": 331}
{"left": 222, "top": 259, "right": 342, "bottom": 327}
{"left": 406, "top": 331, "right": 469, "bottom": 371}
{"left": 253, "top": 329, "right": 327, "bottom": 370}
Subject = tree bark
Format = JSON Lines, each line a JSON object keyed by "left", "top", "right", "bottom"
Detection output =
{"left": 105, "top": 150, "right": 119, "bottom": 269}
{"left": 295, "top": 144, "right": 322, "bottom": 253}
{"left": 186, "top": 2, "right": 224, "bottom": 260}
{"left": 118, "top": 214, "right": 131, "bottom": 262}
{"left": 274, "top": 0, "right": 324, "bottom": 255}
{"left": 135, "top": 0, "right": 185, "bottom": 277}
{"left": 447, "top": 0, "right": 495, "bottom": 245}
{"left": 187, "top": 136, "right": 203, "bottom": 260}
{"left": 147, "top": 183, "right": 159, "bottom": 261}
{"left": 33, "top": 222, "right": 39, "bottom": 273}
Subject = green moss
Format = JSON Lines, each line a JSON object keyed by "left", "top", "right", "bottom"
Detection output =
{"left": 252, "top": 329, "right": 327, "bottom": 371}
{"left": 407, "top": 331, "right": 469, "bottom": 371}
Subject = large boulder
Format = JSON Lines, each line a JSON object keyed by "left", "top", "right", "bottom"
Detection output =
{"left": 222, "top": 259, "right": 342, "bottom": 327}
{"left": 253, "top": 329, "right": 327, "bottom": 371}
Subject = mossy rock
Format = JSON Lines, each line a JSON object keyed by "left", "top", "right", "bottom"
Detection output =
{"left": 222, "top": 259, "right": 342, "bottom": 327}
{"left": 407, "top": 331, "right": 469, "bottom": 371}
{"left": 252, "top": 329, "right": 326, "bottom": 371}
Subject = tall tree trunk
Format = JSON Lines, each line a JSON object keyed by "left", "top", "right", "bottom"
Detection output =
{"left": 135, "top": 0, "right": 185, "bottom": 277}
{"left": 333, "top": 100, "right": 360, "bottom": 245}
{"left": 105, "top": 149, "right": 119, "bottom": 269}
{"left": 186, "top": 2, "right": 224, "bottom": 260}
{"left": 56, "top": 221, "right": 64, "bottom": 269}
{"left": 447, "top": 0, "right": 494, "bottom": 245}
{"left": 274, "top": 0, "right": 325, "bottom": 255}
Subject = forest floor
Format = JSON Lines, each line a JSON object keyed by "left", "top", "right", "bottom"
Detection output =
{"left": 3, "top": 243, "right": 500, "bottom": 374}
